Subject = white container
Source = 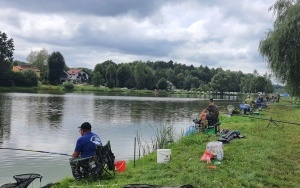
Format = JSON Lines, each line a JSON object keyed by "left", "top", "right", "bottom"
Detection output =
{"left": 157, "top": 149, "right": 171, "bottom": 163}
{"left": 206, "top": 141, "right": 223, "bottom": 160}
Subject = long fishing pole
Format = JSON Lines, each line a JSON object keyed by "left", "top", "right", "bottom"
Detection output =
{"left": 238, "top": 115, "right": 300, "bottom": 126}
{"left": 0, "top": 147, "right": 71, "bottom": 156}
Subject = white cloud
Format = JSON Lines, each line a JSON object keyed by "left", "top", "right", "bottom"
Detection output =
{"left": 0, "top": 0, "right": 276, "bottom": 75}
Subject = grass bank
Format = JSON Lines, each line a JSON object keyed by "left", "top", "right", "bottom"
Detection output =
{"left": 53, "top": 99, "right": 300, "bottom": 188}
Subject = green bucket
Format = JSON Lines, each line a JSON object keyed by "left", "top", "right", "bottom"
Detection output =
{"left": 205, "top": 127, "right": 215, "bottom": 134}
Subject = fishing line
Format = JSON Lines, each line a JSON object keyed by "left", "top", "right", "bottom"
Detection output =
{"left": 0, "top": 147, "right": 71, "bottom": 156}
{"left": 238, "top": 115, "right": 300, "bottom": 126}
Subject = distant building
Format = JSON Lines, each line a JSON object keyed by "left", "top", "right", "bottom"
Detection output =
{"left": 60, "top": 69, "right": 89, "bottom": 84}
{"left": 12, "top": 65, "right": 41, "bottom": 78}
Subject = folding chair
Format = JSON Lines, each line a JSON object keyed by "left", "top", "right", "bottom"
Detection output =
{"left": 192, "top": 119, "right": 221, "bottom": 134}
{"left": 70, "top": 141, "right": 116, "bottom": 181}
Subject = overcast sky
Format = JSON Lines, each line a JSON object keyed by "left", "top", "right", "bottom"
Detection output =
{"left": 1, "top": 0, "right": 276, "bottom": 75}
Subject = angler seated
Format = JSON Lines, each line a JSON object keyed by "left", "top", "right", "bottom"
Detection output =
{"left": 242, "top": 95, "right": 255, "bottom": 114}
{"left": 69, "top": 122, "right": 103, "bottom": 181}
{"left": 255, "top": 95, "right": 270, "bottom": 110}
{"left": 199, "top": 99, "right": 220, "bottom": 133}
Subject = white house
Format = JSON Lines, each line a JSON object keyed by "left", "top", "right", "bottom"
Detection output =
{"left": 60, "top": 69, "right": 89, "bottom": 84}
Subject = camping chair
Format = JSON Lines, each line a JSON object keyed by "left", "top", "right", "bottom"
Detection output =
{"left": 207, "top": 119, "right": 221, "bottom": 134}
{"left": 71, "top": 141, "right": 116, "bottom": 180}
{"left": 192, "top": 119, "right": 220, "bottom": 134}
{"left": 0, "top": 173, "right": 42, "bottom": 188}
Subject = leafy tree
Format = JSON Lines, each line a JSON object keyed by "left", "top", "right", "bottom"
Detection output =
{"left": 26, "top": 48, "right": 49, "bottom": 74}
{"left": 94, "top": 60, "right": 116, "bottom": 84}
{"left": 12, "top": 71, "right": 26, "bottom": 86}
{"left": 117, "top": 64, "right": 134, "bottom": 88}
{"left": 176, "top": 73, "right": 185, "bottom": 89}
{"left": 134, "top": 62, "right": 147, "bottom": 89}
{"left": 184, "top": 76, "right": 200, "bottom": 90}
{"left": 165, "top": 68, "right": 177, "bottom": 86}
{"left": 12, "top": 69, "right": 38, "bottom": 87}
{"left": 0, "top": 31, "right": 14, "bottom": 86}
{"left": 227, "top": 71, "right": 241, "bottom": 92}
{"left": 210, "top": 71, "right": 231, "bottom": 94}
{"left": 144, "top": 66, "right": 155, "bottom": 89}
{"left": 13, "top": 60, "right": 27, "bottom": 66}
{"left": 92, "top": 72, "right": 105, "bottom": 87}
{"left": 22, "top": 69, "right": 38, "bottom": 87}
{"left": 48, "top": 52, "right": 65, "bottom": 85}
{"left": 259, "top": 0, "right": 300, "bottom": 96}
{"left": 106, "top": 64, "right": 117, "bottom": 88}
{"left": 157, "top": 77, "right": 168, "bottom": 90}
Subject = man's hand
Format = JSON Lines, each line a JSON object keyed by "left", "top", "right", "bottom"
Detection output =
{"left": 72, "top": 151, "right": 79, "bottom": 158}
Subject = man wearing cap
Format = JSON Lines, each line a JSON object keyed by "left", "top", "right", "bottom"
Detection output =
{"left": 199, "top": 99, "right": 219, "bottom": 126}
{"left": 70, "top": 122, "right": 102, "bottom": 180}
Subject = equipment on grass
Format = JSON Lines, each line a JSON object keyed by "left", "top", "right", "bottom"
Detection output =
{"left": 217, "top": 130, "right": 245, "bottom": 143}
{"left": 227, "top": 105, "right": 235, "bottom": 115}
{"left": 0, "top": 174, "right": 57, "bottom": 188}
{"left": 0, "top": 174, "right": 42, "bottom": 188}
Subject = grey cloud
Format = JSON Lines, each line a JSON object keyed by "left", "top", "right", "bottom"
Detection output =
{"left": 1, "top": 0, "right": 275, "bottom": 75}
{"left": 1, "top": 0, "right": 165, "bottom": 18}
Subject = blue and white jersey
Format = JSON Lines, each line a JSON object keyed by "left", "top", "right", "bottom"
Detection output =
{"left": 75, "top": 132, "right": 102, "bottom": 158}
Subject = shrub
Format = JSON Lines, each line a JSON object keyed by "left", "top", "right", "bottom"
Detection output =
{"left": 63, "top": 82, "right": 74, "bottom": 90}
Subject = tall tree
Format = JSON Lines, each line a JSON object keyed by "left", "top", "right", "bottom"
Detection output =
{"left": 106, "top": 64, "right": 117, "bottom": 88}
{"left": 157, "top": 77, "right": 168, "bottom": 90}
{"left": 117, "top": 64, "right": 134, "bottom": 88}
{"left": 210, "top": 71, "right": 231, "bottom": 94}
{"left": 92, "top": 72, "right": 104, "bottom": 87}
{"left": 48, "top": 52, "right": 65, "bottom": 85}
{"left": 26, "top": 48, "right": 49, "bottom": 75}
{"left": 259, "top": 0, "right": 300, "bottom": 96}
{"left": 0, "top": 31, "right": 14, "bottom": 86}
{"left": 134, "top": 62, "right": 147, "bottom": 89}
{"left": 94, "top": 60, "right": 117, "bottom": 85}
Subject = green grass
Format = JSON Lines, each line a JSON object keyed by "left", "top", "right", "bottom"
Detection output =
{"left": 52, "top": 99, "right": 300, "bottom": 188}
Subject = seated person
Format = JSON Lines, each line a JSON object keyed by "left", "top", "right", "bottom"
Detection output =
{"left": 199, "top": 98, "right": 219, "bottom": 127}
{"left": 243, "top": 95, "right": 255, "bottom": 114}
{"left": 70, "top": 122, "right": 102, "bottom": 181}
{"left": 256, "top": 95, "right": 264, "bottom": 108}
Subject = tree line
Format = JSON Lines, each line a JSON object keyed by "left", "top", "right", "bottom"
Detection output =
{"left": 0, "top": 33, "right": 274, "bottom": 94}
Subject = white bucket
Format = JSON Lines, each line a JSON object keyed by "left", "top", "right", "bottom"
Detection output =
{"left": 157, "top": 149, "right": 171, "bottom": 163}
{"left": 206, "top": 141, "right": 223, "bottom": 160}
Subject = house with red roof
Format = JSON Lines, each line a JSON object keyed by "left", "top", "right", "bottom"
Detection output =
{"left": 60, "top": 69, "right": 89, "bottom": 83}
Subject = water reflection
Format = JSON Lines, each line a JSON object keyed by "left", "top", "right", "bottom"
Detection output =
{"left": 0, "top": 94, "right": 12, "bottom": 142}
{"left": 46, "top": 96, "right": 65, "bottom": 128}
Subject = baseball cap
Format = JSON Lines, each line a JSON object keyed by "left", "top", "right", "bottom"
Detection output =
{"left": 78, "top": 122, "right": 92, "bottom": 130}
{"left": 209, "top": 98, "right": 214, "bottom": 102}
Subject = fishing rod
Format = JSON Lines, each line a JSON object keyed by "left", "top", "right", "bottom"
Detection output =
{"left": 238, "top": 115, "right": 300, "bottom": 126}
{"left": 0, "top": 147, "right": 71, "bottom": 156}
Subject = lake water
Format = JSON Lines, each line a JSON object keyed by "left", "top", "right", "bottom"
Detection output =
{"left": 0, "top": 91, "right": 241, "bottom": 187}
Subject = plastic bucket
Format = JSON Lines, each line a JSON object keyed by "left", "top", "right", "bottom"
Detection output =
{"left": 206, "top": 141, "right": 223, "bottom": 160}
{"left": 115, "top": 160, "right": 126, "bottom": 172}
{"left": 157, "top": 149, "right": 171, "bottom": 163}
